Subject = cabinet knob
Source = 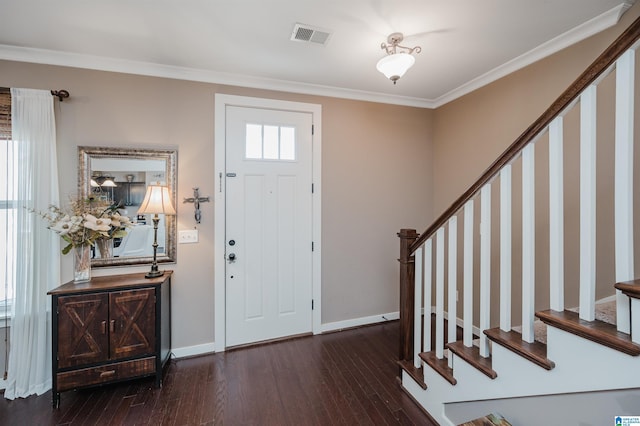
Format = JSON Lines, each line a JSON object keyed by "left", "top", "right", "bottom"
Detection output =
{"left": 109, "top": 320, "right": 115, "bottom": 333}
{"left": 101, "top": 321, "right": 107, "bottom": 334}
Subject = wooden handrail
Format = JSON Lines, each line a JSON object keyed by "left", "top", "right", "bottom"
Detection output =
{"left": 410, "top": 14, "right": 640, "bottom": 254}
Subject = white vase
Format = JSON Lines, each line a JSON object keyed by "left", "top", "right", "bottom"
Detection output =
{"left": 73, "top": 244, "right": 91, "bottom": 283}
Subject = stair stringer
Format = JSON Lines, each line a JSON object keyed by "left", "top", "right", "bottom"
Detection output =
{"left": 402, "top": 327, "right": 640, "bottom": 425}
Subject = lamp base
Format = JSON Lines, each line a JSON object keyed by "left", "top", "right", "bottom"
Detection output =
{"left": 145, "top": 269, "right": 164, "bottom": 279}
{"left": 144, "top": 214, "right": 163, "bottom": 279}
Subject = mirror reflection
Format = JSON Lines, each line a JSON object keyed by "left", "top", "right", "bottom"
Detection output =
{"left": 78, "top": 147, "right": 177, "bottom": 267}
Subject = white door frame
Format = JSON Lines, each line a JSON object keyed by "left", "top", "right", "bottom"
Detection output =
{"left": 214, "top": 94, "right": 322, "bottom": 351}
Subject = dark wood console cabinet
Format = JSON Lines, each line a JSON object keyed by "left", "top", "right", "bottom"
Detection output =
{"left": 48, "top": 271, "right": 171, "bottom": 407}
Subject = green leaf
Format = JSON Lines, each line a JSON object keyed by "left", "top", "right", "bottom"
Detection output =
{"left": 62, "top": 243, "right": 73, "bottom": 255}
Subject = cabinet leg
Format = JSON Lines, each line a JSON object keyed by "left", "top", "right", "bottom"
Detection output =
{"left": 52, "top": 392, "right": 60, "bottom": 408}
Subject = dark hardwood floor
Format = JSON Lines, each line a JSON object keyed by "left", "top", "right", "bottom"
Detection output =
{"left": 0, "top": 320, "right": 437, "bottom": 425}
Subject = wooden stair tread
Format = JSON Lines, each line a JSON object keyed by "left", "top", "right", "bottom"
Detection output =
{"left": 446, "top": 341, "right": 497, "bottom": 379}
{"left": 536, "top": 309, "right": 640, "bottom": 356}
{"left": 397, "top": 360, "right": 427, "bottom": 390}
{"left": 615, "top": 279, "right": 640, "bottom": 299}
{"left": 484, "top": 328, "right": 555, "bottom": 370}
{"left": 419, "top": 351, "right": 457, "bottom": 385}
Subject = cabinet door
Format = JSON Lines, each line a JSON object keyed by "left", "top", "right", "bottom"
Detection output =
{"left": 57, "top": 294, "right": 109, "bottom": 368}
{"left": 109, "top": 288, "right": 156, "bottom": 360}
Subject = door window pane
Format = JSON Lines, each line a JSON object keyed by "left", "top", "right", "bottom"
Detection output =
{"left": 245, "top": 124, "right": 297, "bottom": 161}
{"left": 263, "top": 125, "right": 279, "bottom": 160}
{"left": 245, "top": 124, "right": 263, "bottom": 159}
{"left": 280, "top": 127, "right": 295, "bottom": 160}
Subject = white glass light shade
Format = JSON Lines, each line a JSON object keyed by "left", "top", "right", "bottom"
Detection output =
{"left": 100, "top": 178, "right": 117, "bottom": 187}
{"left": 138, "top": 185, "right": 176, "bottom": 215}
{"left": 90, "top": 179, "right": 100, "bottom": 187}
{"left": 376, "top": 52, "right": 415, "bottom": 82}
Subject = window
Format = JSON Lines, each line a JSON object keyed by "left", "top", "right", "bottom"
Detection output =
{"left": 245, "top": 123, "right": 296, "bottom": 161}
{"left": 0, "top": 89, "right": 14, "bottom": 318}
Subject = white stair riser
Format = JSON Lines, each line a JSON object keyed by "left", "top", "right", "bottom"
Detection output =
{"left": 407, "top": 328, "right": 640, "bottom": 425}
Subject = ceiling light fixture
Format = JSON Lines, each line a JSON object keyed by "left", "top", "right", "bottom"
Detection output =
{"left": 376, "top": 32, "right": 421, "bottom": 84}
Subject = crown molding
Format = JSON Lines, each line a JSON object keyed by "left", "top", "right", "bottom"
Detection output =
{"left": 0, "top": 44, "right": 435, "bottom": 109}
{"left": 432, "top": 3, "right": 633, "bottom": 107}
{"left": 0, "top": 2, "right": 631, "bottom": 110}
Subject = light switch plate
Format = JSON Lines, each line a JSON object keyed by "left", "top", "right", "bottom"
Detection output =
{"left": 179, "top": 229, "right": 199, "bottom": 244}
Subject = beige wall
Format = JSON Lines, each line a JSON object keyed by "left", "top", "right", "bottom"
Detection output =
{"left": 0, "top": 63, "right": 433, "bottom": 350}
{"left": 431, "top": 4, "right": 640, "bottom": 324}
{"left": 432, "top": 3, "right": 640, "bottom": 217}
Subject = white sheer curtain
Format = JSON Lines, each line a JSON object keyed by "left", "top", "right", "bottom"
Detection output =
{"left": 4, "top": 88, "right": 60, "bottom": 399}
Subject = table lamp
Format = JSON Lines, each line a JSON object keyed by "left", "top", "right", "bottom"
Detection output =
{"left": 137, "top": 185, "right": 176, "bottom": 278}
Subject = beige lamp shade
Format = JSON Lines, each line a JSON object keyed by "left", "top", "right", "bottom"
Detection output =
{"left": 137, "top": 185, "right": 176, "bottom": 215}
{"left": 100, "top": 178, "right": 117, "bottom": 187}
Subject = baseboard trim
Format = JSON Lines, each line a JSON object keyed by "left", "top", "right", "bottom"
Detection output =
{"left": 171, "top": 311, "right": 401, "bottom": 355}
{"left": 427, "top": 306, "right": 482, "bottom": 337}
{"left": 0, "top": 378, "right": 6, "bottom": 391}
{"left": 320, "top": 311, "right": 399, "bottom": 333}
{"left": 171, "top": 342, "right": 216, "bottom": 359}
{"left": 597, "top": 294, "right": 617, "bottom": 304}
{"left": 194, "top": 313, "right": 400, "bottom": 353}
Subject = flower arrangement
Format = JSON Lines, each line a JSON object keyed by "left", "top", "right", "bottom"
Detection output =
{"left": 38, "top": 196, "right": 131, "bottom": 255}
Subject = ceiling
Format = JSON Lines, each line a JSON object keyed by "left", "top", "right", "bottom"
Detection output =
{"left": 0, "top": 0, "right": 635, "bottom": 108}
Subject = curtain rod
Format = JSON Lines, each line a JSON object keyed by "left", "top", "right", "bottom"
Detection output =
{"left": 0, "top": 87, "right": 70, "bottom": 101}
{"left": 50, "top": 90, "right": 70, "bottom": 102}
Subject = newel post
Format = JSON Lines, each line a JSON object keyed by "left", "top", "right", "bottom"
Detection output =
{"left": 398, "top": 228, "right": 419, "bottom": 363}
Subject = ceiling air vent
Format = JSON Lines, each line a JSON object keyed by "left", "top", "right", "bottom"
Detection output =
{"left": 290, "top": 23, "right": 332, "bottom": 46}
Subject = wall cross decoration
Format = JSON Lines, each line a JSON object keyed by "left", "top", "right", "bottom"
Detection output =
{"left": 183, "top": 187, "right": 210, "bottom": 223}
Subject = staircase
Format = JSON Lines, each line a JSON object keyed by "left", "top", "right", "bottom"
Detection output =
{"left": 397, "top": 15, "right": 640, "bottom": 426}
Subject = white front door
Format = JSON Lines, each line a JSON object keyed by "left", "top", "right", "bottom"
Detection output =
{"left": 225, "top": 105, "right": 313, "bottom": 347}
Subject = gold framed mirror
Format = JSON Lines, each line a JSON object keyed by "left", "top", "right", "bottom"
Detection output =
{"left": 78, "top": 146, "right": 177, "bottom": 267}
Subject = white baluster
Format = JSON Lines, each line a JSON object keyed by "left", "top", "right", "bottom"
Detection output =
{"left": 549, "top": 117, "right": 564, "bottom": 312}
{"left": 580, "top": 85, "right": 597, "bottom": 322}
{"left": 414, "top": 245, "right": 423, "bottom": 368}
{"left": 522, "top": 143, "right": 535, "bottom": 343}
{"left": 436, "top": 227, "right": 445, "bottom": 360}
{"left": 423, "top": 238, "right": 433, "bottom": 352}
{"left": 480, "top": 184, "right": 491, "bottom": 356}
{"left": 632, "top": 298, "right": 640, "bottom": 344}
{"left": 448, "top": 216, "right": 458, "bottom": 367}
{"left": 500, "top": 166, "right": 512, "bottom": 332}
{"left": 615, "top": 50, "right": 635, "bottom": 334}
{"left": 463, "top": 200, "right": 474, "bottom": 347}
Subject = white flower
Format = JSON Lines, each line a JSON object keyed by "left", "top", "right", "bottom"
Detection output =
{"left": 70, "top": 215, "right": 83, "bottom": 229}
{"left": 109, "top": 213, "right": 129, "bottom": 227}
{"left": 37, "top": 197, "right": 132, "bottom": 255}
{"left": 119, "top": 215, "right": 132, "bottom": 225}
{"left": 50, "top": 216, "right": 74, "bottom": 235}
{"left": 83, "top": 214, "right": 112, "bottom": 232}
